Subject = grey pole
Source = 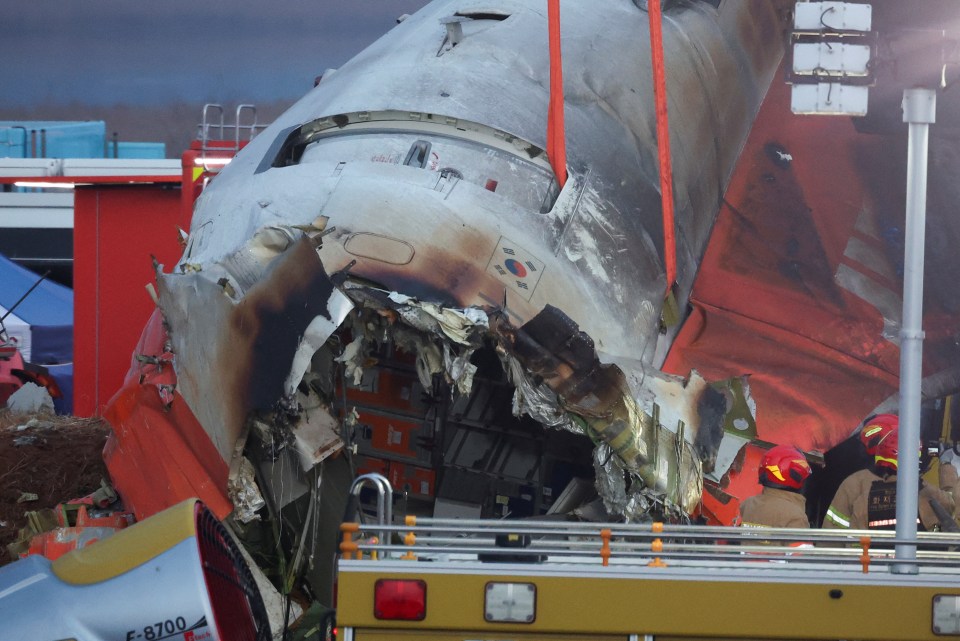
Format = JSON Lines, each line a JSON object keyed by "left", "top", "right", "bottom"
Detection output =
{"left": 893, "top": 88, "right": 936, "bottom": 575}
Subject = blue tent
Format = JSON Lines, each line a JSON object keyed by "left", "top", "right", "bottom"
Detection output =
{"left": 0, "top": 253, "right": 73, "bottom": 411}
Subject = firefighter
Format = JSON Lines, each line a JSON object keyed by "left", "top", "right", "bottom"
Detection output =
{"left": 940, "top": 447, "right": 960, "bottom": 506}
{"left": 739, "top": 445, "right": 812, "bottom": 528}
{"left": 822, "top": 414, "right": 898, "bottom": 528}
{"left": 823, "top": 428, "right": 954, "bottom": 530}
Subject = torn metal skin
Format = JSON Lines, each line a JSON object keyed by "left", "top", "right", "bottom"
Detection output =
{"left": 99, "top": 0, "right": 788, "bottom": 619}
{"left": 154, "top": 224, "right": 753, "bottom": 526}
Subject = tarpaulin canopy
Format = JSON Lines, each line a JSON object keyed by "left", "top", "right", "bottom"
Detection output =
{"left": 0, "top": 252, "right": 72, "bottom": 365}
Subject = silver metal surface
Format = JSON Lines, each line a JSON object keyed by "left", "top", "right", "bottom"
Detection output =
{"left": 162, "top": 0, "right": 790, "bottom": 511}
{"left": 344, "top": 518, "right": 960, "bottom": 574}
{"left": 895, "top": 88, "right": 936, "bottom": 575}
{"left": 351, "top": 472, "right": 394, "bottom": 549}
{"left": 0, "top": 539, "right": 219, "bottom": 641}
{"left": 149, "top": 0, "right": 792, "bottom": 594}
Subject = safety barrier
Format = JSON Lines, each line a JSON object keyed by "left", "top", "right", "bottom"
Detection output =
{"left": 339, "top": 516, "right": 960, "bottom": 574}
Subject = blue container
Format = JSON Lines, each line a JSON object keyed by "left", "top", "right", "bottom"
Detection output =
{"left": 0, "top": 126, "right": 28, "bottom": 157}
{"left": 0, "top": 121, "right": 106, "bottom": 158}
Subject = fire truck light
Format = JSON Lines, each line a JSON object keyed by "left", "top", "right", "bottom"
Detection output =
{"left": 373, "top": 579, "right": 426, "bottom": 621}
{"left": 484, "top": 582, "right": 536, "bottom": 624}
{"left": 193, "top": 157, "right": 232, "bottom": 166}
{"left": 933, "top": 595, "right": 960, "bottom": 635}
{"left": 13, "top": 181, "right": 75, "bottom": 189}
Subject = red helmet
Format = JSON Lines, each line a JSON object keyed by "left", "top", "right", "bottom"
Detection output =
{"left": 875, "top": 428, "right": 924, "bottom": 475}
{"left": 859, "top": 414, "right": 898, "bottom": 456}
{"left": 874, "top": 428, "right": 905, "bottom": 473}
{"left": 760, "top": 445, "right": 812, "bottom": 490}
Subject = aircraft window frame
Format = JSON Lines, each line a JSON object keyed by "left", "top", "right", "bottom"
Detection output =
{"left": 272, "top": 112, "right": 562, "bottom": 213}
{"left": 298, "top": 128, "right": 558, "bottom": 213}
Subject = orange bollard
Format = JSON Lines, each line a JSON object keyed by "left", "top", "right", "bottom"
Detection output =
{"left": 648, "top": 522, "right": 667, "bottom": 567}
{"left": 402, "top": 529, "right": 417, "bottom": 560}
{"left": 859, "top": 536, "right": 871, "bottom": 573}
{"left": 600, "top": 528, "right": 612, "bottom": 566}
{"left": 340, "top": 522, "right": 360, "bottom": 560}
{"left": 400, "top": 515, "right": 418, "bottom": 559}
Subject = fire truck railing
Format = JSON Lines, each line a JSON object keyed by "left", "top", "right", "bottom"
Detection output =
{"left": 339, "top": 517, "right": 960, "bottom": 573}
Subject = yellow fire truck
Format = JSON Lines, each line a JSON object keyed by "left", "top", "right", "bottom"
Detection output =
{"left": 335, "top": 475, "right": 960, "bottom": 641}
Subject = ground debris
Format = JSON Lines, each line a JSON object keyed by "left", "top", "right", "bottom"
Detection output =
{"left": 5, "top": 382, "right": 55, "bottom": 414}
{"left": 0, "top": 410, "right": 111, "bottom": 566}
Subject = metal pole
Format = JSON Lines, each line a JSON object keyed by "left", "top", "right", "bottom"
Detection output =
{"left": 893, "top": 88, "right": 936, "bottom": 575}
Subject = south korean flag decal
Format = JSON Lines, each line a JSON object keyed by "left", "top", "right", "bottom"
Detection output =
{"left": 486, "top": 236, "right": 545, "bottom": 301}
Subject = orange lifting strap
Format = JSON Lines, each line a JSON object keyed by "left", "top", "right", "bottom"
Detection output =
{"left": 546, "top": 0, "right": 568, "bottom": 187}
{"left": 648, "top": 0, "right": 677, "bottom": 294}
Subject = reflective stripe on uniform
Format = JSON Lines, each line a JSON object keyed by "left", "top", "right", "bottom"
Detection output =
{"left": 868, "top": 517, "right": 919, "bottom": 528}
{"left": 825, "top": 507, "right": 851, "bottom": 528}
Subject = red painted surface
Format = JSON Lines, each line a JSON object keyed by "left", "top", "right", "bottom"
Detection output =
{"left": 102, "top": 309, "right": 232, "bottom": 520}
{"left": 0, "top": 345, "right": 25, "bottom": 406}
{"left": 24, "top": 504, "right": 129, "bottom": 561}
{"left": 665, "top": 73, "right": 960, "bottom": 522}
{"left": 71, "top": 149, "right": 243, "bottom": 520}
{"left": 181, "top": 140, "right": 244, "bottom": 222}
{"left": 388, "top": 462, "right": 436, "bottom": 499}
{"left": 73, "top": 183, "right": 185, "bottom": 417}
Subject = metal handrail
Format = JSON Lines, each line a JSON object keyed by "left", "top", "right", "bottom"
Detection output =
{"left": 199, "top": 104, "right": 225, "bottom": 173}
{"left": 349, "top": 473, "right": 393, "bottom": 550}
{"left": 340, "top": 517, "right": 960, "bottom": 572}
{"left": 345, "top": 521, "right": 960, "bottom": 544}
{"left": 352, "top": 517, "right": 960, "bottom": 541}
{"left": 200, "top": 103, "right": 225, "bottom": 146}
{"left": 234, "top": 104, "right": 259, "bottom": 149}
{"left": 195, "top": 103, "right": 269, "bottom": 174}
{"left": 344, "top": 542, "right": 960, "bottom": 569}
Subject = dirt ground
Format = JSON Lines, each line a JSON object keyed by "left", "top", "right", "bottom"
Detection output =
{"left": 0, "top": 409, "right": 111, "bottom": 566}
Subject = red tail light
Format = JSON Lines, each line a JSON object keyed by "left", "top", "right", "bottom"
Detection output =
{"left": 374, "top": 579, "right": 427, "bottom": 621}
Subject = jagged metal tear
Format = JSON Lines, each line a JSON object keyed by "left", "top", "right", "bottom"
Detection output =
{"left": 333, "top": 294, "right": 745, "bottom": 517}
{"left": 493, "top": 304, "right": 755, "bottom": 517}
{"left": 161, "top": 223, "right": 751, "bottom": 522}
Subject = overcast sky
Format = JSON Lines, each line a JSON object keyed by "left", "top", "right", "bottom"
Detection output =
{"left": 3, "top": 1, "right": 431, "bottom": 107}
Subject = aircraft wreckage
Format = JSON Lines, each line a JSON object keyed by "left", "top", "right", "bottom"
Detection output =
{"left": 11, "top": 0, "right": 960, "bottom": 637}
{"left": 95, "top": 0, "right": 793, "bottom": 613}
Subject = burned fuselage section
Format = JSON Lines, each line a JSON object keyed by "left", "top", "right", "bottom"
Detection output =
{"left": 105, "top": 0, "right": 792, "bottom": 611}
{"left": 162, "top": 224, "right": 716, "bottom": 518}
